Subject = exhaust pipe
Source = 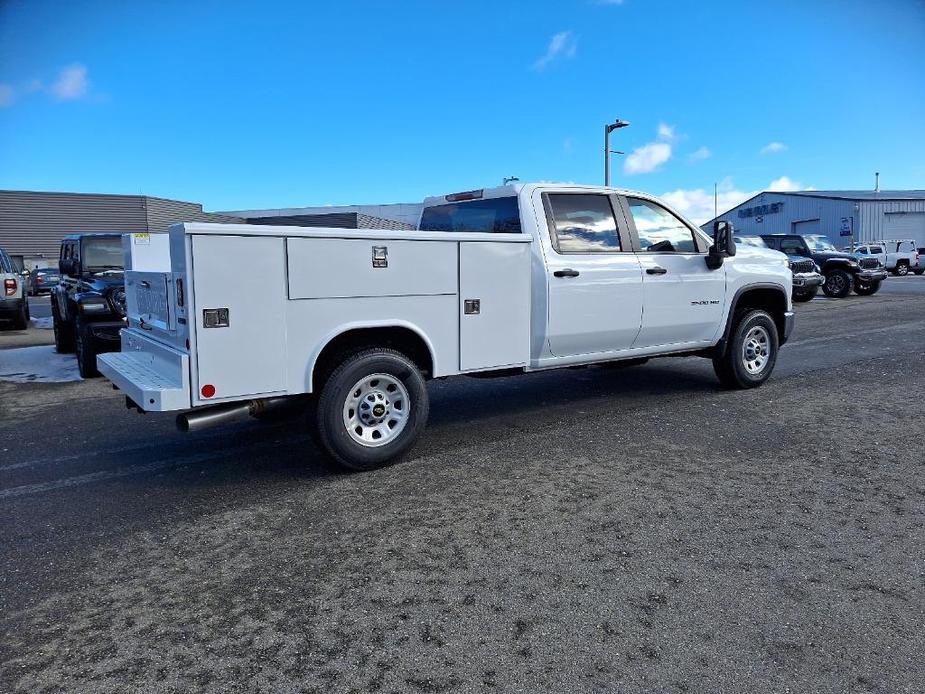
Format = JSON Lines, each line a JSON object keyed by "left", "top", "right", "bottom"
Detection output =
{"left": 176, "top": 397, "right": 295, "bottom": 432}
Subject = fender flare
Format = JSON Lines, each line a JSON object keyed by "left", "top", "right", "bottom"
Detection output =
{"left": 715, "top": 283, "right": 789, "bottom": 357}
{"left": 306, "top": 320, "right": 439, "bottom": 392}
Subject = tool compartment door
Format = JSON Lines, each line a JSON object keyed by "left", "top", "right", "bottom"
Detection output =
{"left": 191, "top": 235, "right": 287, "bottom": 402}
{"left": 459, "top": 241, "right": 531, "bottom": 371}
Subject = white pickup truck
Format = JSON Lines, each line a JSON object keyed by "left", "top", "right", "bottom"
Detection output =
{"left": 854, "top": 240, "right": 921, "bottom": 276}
{"left": 98, "top": 183, "right": 793, "bottom": 470}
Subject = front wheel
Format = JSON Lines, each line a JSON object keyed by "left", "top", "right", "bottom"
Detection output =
{"left": 315, "top": 348, "right": 429, "bottom": 471}
{"left": 854, "top": 279, "right": 882, "bottom": 296}
{"left": 792, "top": 287, "right": 818, "bottom": 303}
{"left": 713, "top": 310, "right": 779, "bottom": 389}
{"left": 52, "top": 302, "right": 75, "bottom": 353}
{"left": 822, "top": 269, "right": 853, "bottom": 298}
{"left": 75, "top": 317, "right": 99, "bottom": 378}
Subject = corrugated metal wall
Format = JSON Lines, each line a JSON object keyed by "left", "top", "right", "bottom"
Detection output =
{"left": 858, "top": 200, "right": 925, "bottom": 241}
{"left": 0, "top": 190, "right": 148, "bottom": 258}
{"left": 145, "top": 198, "right": 242, "bottom": 232}
{"left": 0, "top": 190, "right": 244, "bottom": 261}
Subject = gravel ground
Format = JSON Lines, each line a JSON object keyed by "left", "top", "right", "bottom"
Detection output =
{"left": 1, "top": 280, "right": 924, "bottom": 693}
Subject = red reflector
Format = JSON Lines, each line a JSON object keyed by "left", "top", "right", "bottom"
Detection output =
{"left": 445, "top": 189, "right": 484, "bottom": 202}
{"left": 201, "top": 384, "right": 216, "bottom": 398}
{"left": 4, "top": 278, "right": 16, "bottom": 296}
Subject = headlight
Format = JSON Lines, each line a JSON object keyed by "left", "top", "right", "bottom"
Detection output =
{"left": 813, "top": 263, "right": 821, "bottom": 273}
{"left": 78, "top": 300, "right": 109, "bottom": 314}
{"left": 786, "top": 259, "right": 792, "bottom": 269}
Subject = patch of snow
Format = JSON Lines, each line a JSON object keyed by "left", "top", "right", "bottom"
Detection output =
{"left": 31, "top": 316, "right": 53, "bottom": 330}
{"left": 0, "top": 345, "right": 82, "bottom": 383}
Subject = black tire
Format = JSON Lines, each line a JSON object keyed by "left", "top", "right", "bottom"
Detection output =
{"left": 792, "top": 287, "right": 818, "bottom": 303}
{"left": 316, "top": 348, "right": 429, "bottom": 471}
{"left": 913, "top": 269, "right": 924, "bottom": 276}
{"left": 854, "top": 279, "right": 882, "bottom": 296}
{"left": 52, "top": 302, "right": 75, "bottom": 353}
{"left": 75, "top": 317, "right": 99, "bottom": 378}
{"left": 822, "top": 269, "right": 853, "bottom": 298}
{"left": 712, "top": 309, "right": 779, "bottom": 389}
{"left": 11, "top": 301, "right": 29, "bottom": 330}
{"left": 894, "top": 262, "right": 909, "bottom": 277}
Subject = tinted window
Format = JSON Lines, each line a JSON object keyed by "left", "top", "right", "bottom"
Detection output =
{"left": 419, "top": 197, "right": 521, "bottom": 233}
{"left": 627, "top": 199, "right": 696, "bottom": 253}
{"left": 869, "top": 246, "right": 884, "bottom": 254}
{"left": 82, "top": 237, "right": 123, "bottom": 269}
{"left": 780, "top": 238, "right": 805, "bottom": 255}
{"left": 547, "top": 194, "right": 622, "bottom": 253}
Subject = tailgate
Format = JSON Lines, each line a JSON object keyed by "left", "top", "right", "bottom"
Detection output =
{"left": 98, "top": 328, "right": 191, "bottom": 411}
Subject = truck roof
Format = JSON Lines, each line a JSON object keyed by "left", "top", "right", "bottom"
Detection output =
{"left": 420, "top": 182, "right": 651, "bottom": 208}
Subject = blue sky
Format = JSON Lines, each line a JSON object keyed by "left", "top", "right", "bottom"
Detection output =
{"left": 1, "top": 0, "right": 923, "bottom": 222}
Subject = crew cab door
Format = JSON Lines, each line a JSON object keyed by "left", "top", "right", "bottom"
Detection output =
{"left": 539, "top": 191, "right": 643, "bottom": 357}
{"left": 621, "top": 196, "right": 726, "bottom": 348}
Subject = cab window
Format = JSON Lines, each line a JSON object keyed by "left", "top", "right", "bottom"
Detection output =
{"left": 546, "top": 194, "right": 622, "bottom": 253}
{"left": 780, "top": 238, "right": 806, "bottom": 256}
{"left": 626, "top": 198, "right": 697, "bottom": 253}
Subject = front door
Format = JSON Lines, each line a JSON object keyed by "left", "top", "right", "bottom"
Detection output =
{"left": 539, "top": 191, "right": 643, "bottom": 357}
{"left": 622, "top": 196, "right": 726, "bottom": 348}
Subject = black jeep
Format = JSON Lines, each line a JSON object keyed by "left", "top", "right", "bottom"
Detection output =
{"left": 51, "top": 234, "right": 127, "bottom": 377}
{"left": 760, "top": 233, "right": 887, "bottom": 298}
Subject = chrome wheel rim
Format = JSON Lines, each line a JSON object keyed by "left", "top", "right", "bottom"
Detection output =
{"left": 742, "top": 326, "right": 771, "bottom": 375}
{"left": 342, "top": 373, "right": 410, "bottom": 447}
{"left": 897, "top": 265, "right": 908, "bottom": 276}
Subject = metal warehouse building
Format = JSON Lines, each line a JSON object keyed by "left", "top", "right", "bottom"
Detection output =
{"left": 703, "top": 190, "right": 925, "bottom": 248}
{"left": 0, "top": 190, "right": 243, "bottom": 269}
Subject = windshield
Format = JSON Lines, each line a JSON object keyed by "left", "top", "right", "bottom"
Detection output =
{"left": 804, "top": 235, "right": 837, "bottom": 252}
{"left": 735, "top": 236, "right": 767, "bottom": 248}
{"left": 82, "top": 237, "right": 123, "bottom": 269}
{"left": 419, "top": 197, "right": 522, "bottom": 233}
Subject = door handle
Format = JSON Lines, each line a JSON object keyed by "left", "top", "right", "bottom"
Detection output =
{"left": 554, "top": 269, "right": 580, "bottom": 278}
{"left": 646, "top": 266, "right": 668, "bottom": 275}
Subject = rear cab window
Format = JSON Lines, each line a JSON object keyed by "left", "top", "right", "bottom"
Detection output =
{"left": 419, "top": 196, "right": 521, "bottom": 233}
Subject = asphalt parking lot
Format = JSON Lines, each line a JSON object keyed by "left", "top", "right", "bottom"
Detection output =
{"left": 1, "top": 279, "right": 924, "bottom": 693}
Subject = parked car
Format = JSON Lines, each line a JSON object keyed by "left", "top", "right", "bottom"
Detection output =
{"left": 99, "top": 183, "right": 794, "bottom": 471}
{"left": 855, "top": 239, "right": 919, "bottom": 276}
{"left": 0, "top": 246, "right": 30, "bottom": 329}
{"left": 736, "top": 235, "right": 823, "bottom": 302}
{"left": 51, "top": 233, "right": 127, "bottom": 377}
{"left": 760, "top": 233, "right": 887, "bottom": 298}
{"left": 917, "top": 246, "right": 925, "bottom": 275}
{"left": 28, "top": 267, "right": 61, "bottom": 295}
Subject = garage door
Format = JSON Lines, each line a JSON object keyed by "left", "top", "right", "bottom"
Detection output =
{"left": 883, "top": 212, "right": 925, "bottom": 247}
{"left": 793, "top": 219, "right": 821, "bottom": 235}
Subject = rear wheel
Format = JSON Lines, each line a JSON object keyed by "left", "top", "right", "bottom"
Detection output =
{"left": 894, "top": 261, "right": 909, "bottom": 276}
{"left": 854, "top": 279, "right": 882, "bottom": 296}
{"left": 822, "top": 269, "right": 852, "bottom": 298}
{"left": 792, "top": 287, "right": 818, "bottom": 302}
{"left": 315, "top": 348, "right": 429, "bottom": 471}
{"left": 52, "top": 302, "right": 75, "bottom": 353}
{"left": 913, "top": 269, "right": 924, "bottom": 275}
{"left": 713, "top": 310, "right": 779, "bottom": 389}
{"left": 75, "top": 317, "right": 99, "bottom": 377}
{"left": 11, "top": 300, "right": 29, "bottom": 330}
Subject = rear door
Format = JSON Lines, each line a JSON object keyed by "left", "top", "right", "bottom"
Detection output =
{"left": 622, "top": 196, "right": 726, "bottom": 348}
{"left": 540, "top": 192, "right": 643, "bottom": 357}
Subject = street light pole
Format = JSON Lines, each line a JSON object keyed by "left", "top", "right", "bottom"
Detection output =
{"left": 604, "top": 119, "right": 630, "bottom": 186}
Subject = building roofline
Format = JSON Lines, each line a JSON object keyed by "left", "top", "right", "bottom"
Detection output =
{"left": 0, "top": 188, "right": 207, "bottom": 208}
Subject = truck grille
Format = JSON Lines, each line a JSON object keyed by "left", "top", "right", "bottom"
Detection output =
{"left": 790, "top": 259, "right": 815, "bottom": 274}
{"left": 859, "top": 258, "right": 880, "bottom": 270}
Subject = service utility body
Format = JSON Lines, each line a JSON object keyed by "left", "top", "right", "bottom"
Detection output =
{"left": 98, "top": 183, "right": 795, "bottom": 470}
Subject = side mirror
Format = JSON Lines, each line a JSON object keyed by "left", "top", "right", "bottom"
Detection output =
{"left": 707, "top": 220, "right": 736, "bottom": 269}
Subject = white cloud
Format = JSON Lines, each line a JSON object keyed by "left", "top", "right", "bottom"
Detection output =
{"left": 50, "top": 64, "right": 88, "bottom": 101}
{"left": 657, "top": 122, "right": 676, "bottom": 141}
{"left": 0, "top": 84, "right": 13, "bottom": 107}
{"left": 689, "top": 146, "right": 711, "bottom": 162}
{"left": 768, "top": 175, "right": 802, "bottom": 191}
{"left": 624, "top": 142, "right": 671, "bottom": 175}
{"left": 662, "top": 176, "right": 809, "bottom": 225}
{"left": 760, "top": 142, "right": 787, "bottom": 155}
{"left": 533, "top": 31, "right": 576, "bottom": 71}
